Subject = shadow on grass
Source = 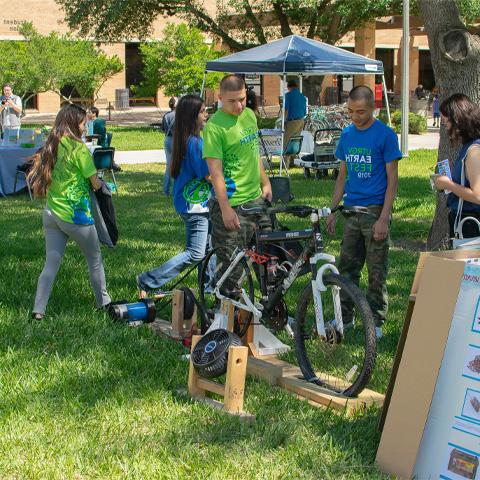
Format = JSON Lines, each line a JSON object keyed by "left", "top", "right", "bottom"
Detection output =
{"left": 0, "top": 163, "right": 433, "bottom": 478}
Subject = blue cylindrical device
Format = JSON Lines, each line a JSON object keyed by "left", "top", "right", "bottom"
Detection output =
{"left": 111, "top": 298, "right": 156, "bottom": 324}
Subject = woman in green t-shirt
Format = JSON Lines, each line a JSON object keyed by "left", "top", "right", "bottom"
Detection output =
{"left": 28, "top": 104, "right": 111, "bottom": 320}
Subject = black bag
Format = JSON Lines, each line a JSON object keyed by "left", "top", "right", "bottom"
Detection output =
{"left": 91, "top": 182, "right": 118, "bottom": 247}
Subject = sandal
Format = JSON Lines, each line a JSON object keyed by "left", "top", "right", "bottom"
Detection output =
{"left": 136, "top": 275, "right": 147, "bottom": 300}
{"left": 31, "top": 312, "right": 44, "bottom": 321}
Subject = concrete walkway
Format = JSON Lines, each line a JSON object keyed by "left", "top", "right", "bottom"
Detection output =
{"left": 116, "top": 149, "right": 165, "bottom": 164}
{"left": 116, "top": 130, "right": 440, "bottom": 165}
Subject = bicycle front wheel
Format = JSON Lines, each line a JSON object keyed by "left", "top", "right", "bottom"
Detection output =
{"left": 294, "top": 273, "right": 376, "bottom": 397}
{"left": 199, "top": 246, "right": 255, "bottom": 337}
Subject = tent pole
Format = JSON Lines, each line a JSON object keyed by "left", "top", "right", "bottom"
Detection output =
{"left": 200, "top": 72, "right": 207, "bottom": 98}
{"left": 280, "top": 74, "right": 286, "bottom": 175}
{"left": 299, "top": 75, "right": 303, "bottom": 93}
{"left": 382, "top": 75, "right": 391, "bottom": 127}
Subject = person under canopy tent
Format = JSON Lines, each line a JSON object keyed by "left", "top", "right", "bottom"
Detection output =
{"left": 200, "top": 35, "right": 391, "bottom": 173}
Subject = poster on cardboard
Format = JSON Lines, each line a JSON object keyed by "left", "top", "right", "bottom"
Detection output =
{"left": 414, "top": 264, "right": 480, "bottom": 478}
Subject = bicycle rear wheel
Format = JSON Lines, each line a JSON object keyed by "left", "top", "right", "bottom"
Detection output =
{"left": 199, "top": 246, "right": 255, "bottom": 337}
{"left": 294, "top": 273, "right": 376, "bottom": 397}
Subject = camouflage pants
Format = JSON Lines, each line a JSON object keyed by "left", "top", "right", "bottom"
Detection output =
{"left": 337, "top": 205, "right": 390, "bottom": 327}
{"left": 209, "top": 196, "right": 271, "bottom": 291}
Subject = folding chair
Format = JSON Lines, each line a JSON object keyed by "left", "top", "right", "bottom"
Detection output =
{"left": 13, "top": 163, "right": 33, "bottom": 201}
{"left": 86, "top": 134, "right": 101, "bottom": 144}
{"left": 258, "top": 130, "right": 294, "bottom": 205}
{"left": 92, "top": 147, "right": 117, "bottom": 190}
{"left": 105, "top": 132, "right": 113, "bottom": 147}
{"left": 282, "top": 135, "right": 303, "bottom": 168}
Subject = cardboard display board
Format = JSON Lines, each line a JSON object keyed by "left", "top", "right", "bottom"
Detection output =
{"left": 377, "top": 251, "right": 480, "bottom": 479}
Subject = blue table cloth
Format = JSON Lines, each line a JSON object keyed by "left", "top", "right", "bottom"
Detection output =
{"left": 0, "top": 145, "right": 38, "bottom": 197}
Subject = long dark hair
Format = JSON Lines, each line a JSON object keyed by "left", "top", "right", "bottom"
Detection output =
{"left": 171, "top": 95, "right": 204, "bottom": 179}
{"left": 28, "top": 104, "right": 87, "bottom": 197}
{"left": 440, "top": 93, "right": 480, "bottom": 144}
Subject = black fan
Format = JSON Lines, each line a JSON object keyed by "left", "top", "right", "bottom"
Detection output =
{"left": 191, "top": 329, "right": 242, "bottom": 378}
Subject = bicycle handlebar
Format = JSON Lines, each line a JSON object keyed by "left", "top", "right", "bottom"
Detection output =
{"left": 237, "top": 203, "right": 372, "bottom": 218}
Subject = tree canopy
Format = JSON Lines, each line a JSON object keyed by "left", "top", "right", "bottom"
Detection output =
{"left": 135, "top": 24, "right": 223, "bottom": 97}
{"left": 1, "top": 23, "right": 122, "bottom": 106}
{"left": 57, "top": 0, "right": 409, "bottom": 50}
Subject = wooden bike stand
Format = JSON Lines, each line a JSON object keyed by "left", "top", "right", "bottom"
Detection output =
{"left": 219, "top": 300, "right": 385, "bottom": 414}
{"left": 186, "top": 334, "right": 254, "bottom": 420}
{"left": 150, "top": 289, "right": 198, "bottom": 341}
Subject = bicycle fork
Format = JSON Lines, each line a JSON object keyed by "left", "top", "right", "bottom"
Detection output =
{"left": 310, "top": 253, "right": 343, "bottom": 339}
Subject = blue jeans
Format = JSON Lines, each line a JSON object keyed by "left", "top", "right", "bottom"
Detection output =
{"left": 138, "top": 213, "right": 209, "bottom": 291}
{"left": 163, "top": 136, "right": 173, "bottom": 195}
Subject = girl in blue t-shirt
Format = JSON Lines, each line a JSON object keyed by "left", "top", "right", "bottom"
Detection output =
{"left": 137, "top": 95, "right": 210, "bottom": 295}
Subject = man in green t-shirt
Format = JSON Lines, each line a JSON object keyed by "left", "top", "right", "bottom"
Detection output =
{"left": 203, "top": 74, "right": 272, "bottom": 292}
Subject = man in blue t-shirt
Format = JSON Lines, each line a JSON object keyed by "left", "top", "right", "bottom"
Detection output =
{"left": 284, "top": 79, "right": 307, "bottom": 167}
{"left": 326, "top": 85, "right": 402, "bottom": 339}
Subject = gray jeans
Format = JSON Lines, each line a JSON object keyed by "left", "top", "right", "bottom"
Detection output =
{"left": 33, "top": 208, "right": 111, "bottom": 314}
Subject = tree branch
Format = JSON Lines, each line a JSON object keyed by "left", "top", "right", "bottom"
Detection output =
{"left": 242, "top": 0, "right": 267, "bottom": 44}
{"left": 272, "top": 1, "right": 293, "bottom": 38}
{"left": 187, "top": 6, "right": 251, "bottom": 51}
{"left": 307, "top": 0, "right": 332, "bottom": 38}
{"left": 325, "top": 13, "right": 342, "bottom": 44}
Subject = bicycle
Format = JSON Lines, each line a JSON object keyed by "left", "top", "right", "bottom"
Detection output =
{"left": 199, "top": 203, "right": 377, "bottom": 397}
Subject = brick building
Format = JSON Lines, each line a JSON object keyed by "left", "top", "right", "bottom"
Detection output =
{"left": 0, "top": 0, "right": 432, "bottom": 113}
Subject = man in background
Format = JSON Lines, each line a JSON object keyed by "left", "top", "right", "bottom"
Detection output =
{"left": 88, "top": 107, "right": 107, "bottom": 147}
{"left": 87, "top": 106, "right": 121, "bottom": 172}
{"left": 283, "top": 79, "right": 307, "bottom": 167}
{"left": 161, "top": 96, "right": 177, "bottom": 196}
{"left": 0, "top": 83, "right": 22, "bottom": 140}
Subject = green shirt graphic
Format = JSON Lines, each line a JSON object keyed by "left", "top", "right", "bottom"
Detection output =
{"left": 202, "top": 107, "right": 261, "bottom": 207}
{"left": 47, "top": 137, "right": 97, "bottom": 225}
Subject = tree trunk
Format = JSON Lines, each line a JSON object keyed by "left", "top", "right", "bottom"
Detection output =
{"left": 302, "top": 76, "right": 325, "bottom": 106}
{"left": 419, "top": 0, "right": 480, "bottom": 249}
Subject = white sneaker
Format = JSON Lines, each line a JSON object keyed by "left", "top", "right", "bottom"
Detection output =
{"left": 375, "top": 327, "right": 383, "bottom": 339}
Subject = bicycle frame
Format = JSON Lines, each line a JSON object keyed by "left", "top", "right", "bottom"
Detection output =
{"left": 213, "top": 209, "right": 346, "bottom": 339}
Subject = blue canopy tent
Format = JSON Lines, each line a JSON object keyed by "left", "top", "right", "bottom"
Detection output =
{"left": 201, "top": 35, "right": 391, "bottom": 171}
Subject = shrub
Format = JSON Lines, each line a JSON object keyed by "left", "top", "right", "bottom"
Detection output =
{"left": 257, "top": 116, "right": 277, "bottom": 129}
{"left": 380, "top": 110, "right": 427, "bottom": 134}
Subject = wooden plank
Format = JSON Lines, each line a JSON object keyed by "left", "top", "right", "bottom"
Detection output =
{"left": 280, "top": 376, "right": 384, "bottom": 413}
{"left": 247, "top": 356, "right": 304, "bottom": 381}
{"left": 176, "top": 389, "right": 255, "bottom": 422}
{"left": 188, "top": 335, "right": 205, "bottom": 397}
{"left": 246, "top": 356, "right": 384, "bottom": 413}
{"left": 149, "top": 319, "right": 183, "bottom": 340}
{"left": 171, "top": 289, "right": 184, "bottom": 337}
{"left": 224, "top": 346, "right": 248, "bottom": 414}
{"left": 225, "top": 301, "right": 235, "bottom": 332}
{"left": 197, "top": 378, "right": 225, "bottom": 396}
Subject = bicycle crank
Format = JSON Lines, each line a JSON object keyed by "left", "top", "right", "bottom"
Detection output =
{"left": 264, "top": 299, "right": 288, "bottom": 332}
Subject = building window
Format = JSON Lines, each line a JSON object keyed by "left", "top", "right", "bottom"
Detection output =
{"left": 375, "top": 48, "right": 394, "bottom": 91}
{"left": 419, "top": 50, "right": 435, "bottom": 91}
{"left": 24, "top": 93, "right": 37, "bottom": 110}
{"left": 125, "top": 43, "right": 145, "bottom": 94}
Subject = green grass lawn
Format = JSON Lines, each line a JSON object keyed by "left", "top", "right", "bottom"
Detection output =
{"left": 109, "top": 126, "right": 165, "bottom": 151}
{"left": 23, "top": 125, "right": 166, "bottom": 151}
{"left": 0, "top": 150, "right": 436, "bottom": 479}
